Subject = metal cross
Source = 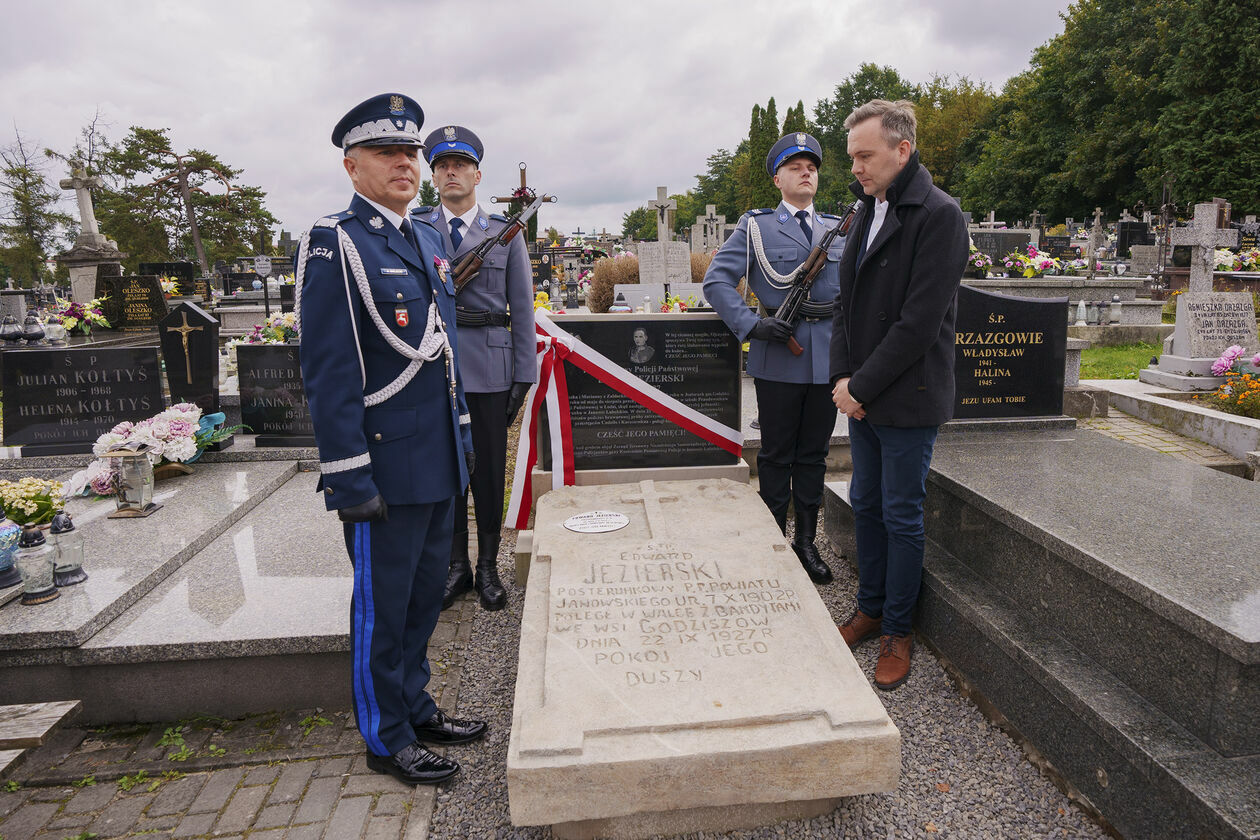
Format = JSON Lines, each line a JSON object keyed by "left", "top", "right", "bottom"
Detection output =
{"left": 1170, "top": 202, "right": 1240, "bottom": 294}
{"left": 620, "top": 480, "right": 680, "bottom": 540}
{"left": 165, "top": 310, "right": 204, "bottom": 385}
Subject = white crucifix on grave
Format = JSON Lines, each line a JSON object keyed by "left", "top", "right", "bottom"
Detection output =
{"left": 648, "top": 186, "right": 676, "bottom": 242}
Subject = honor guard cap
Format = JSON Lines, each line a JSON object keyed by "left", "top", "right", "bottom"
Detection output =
{"left": 332, "top": 93, "right": 425, "bottom": 150}
{"left": 423, "top": 125, "right": 483, "bottom": 167}
{"left": 766, "top": 132, "right": 822, "bottom": 176}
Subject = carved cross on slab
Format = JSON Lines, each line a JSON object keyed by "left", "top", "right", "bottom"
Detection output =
{"left": 165, "top": 310, "right": 204, "bottom": 384}
{"left": 649, "top": 186, "right": 676, "bottom": 242}
{"left": 1171, "top": 202, "right": 1241, "bottom": 294}
{"left": 621, "top": 480, "right": 680, "bottom": 540}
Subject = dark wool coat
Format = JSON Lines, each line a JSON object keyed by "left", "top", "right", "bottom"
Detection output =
{"left": 829, "top": 154, "right": 968, "bottom": 427}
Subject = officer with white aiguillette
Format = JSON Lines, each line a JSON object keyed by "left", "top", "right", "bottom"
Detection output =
{"left": 295, "top": 93, "right": 486, "bottom": 786}
{"left": 703, "top": 132, "right": 845, "bottom": 586}
{"left": 413, "top": 126, "right": 535, "bottom": 613}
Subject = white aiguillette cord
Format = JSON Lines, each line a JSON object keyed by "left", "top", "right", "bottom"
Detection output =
{"left": 293, "top": 227, "right": 457, "bottom": 407}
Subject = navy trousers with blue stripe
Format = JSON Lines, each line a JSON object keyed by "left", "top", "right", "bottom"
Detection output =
{"left": 343, "top": 499, "right": 453, "bottom": 757}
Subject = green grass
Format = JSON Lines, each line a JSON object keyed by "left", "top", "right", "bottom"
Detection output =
{"left": 1079, "top": 342, "right": 1162, "bottom": 380}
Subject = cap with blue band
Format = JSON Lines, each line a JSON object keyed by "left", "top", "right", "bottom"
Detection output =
{"left": 766, "top": 132, "right": 822, "bottom": 176}
{"left": 422, "top": 126, "right": 483, "bottom": 167}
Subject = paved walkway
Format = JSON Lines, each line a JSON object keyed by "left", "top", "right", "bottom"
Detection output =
{"left": 0, "top": 595, "right": 482, "bottom": 840}
{"left": 1079, "top": 407, "right": 1246, "bottom": 471}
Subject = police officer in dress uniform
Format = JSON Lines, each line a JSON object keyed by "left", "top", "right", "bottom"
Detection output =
{"left": 296, "top": 94, "right": 487, "bottom": 786}
{"left": 703, "top": 132, "right": 845, "bottom": 585}
{"left": 413, "top": 126, "right": 536, "bottom": 612}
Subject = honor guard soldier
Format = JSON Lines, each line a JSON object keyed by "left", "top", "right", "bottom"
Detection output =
{"left": 703, "top": 132, "right": 845, "bottom": 585}
{"left": 295, "top": 93, "right": 487, "bottom": 786}
{"left": 414, "top": 126, "right": 536, "bottom": 613}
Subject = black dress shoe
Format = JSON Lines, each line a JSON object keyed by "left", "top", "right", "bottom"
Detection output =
{"left": 365, "top": 741, "right": 459, "bottom": 785}
{"left": 414, "top": 708, "right": 488, "bottom": 746}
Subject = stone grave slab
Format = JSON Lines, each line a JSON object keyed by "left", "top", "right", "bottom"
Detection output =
{"left": 0, "top": 700, "right": 81, "bottom": 748}
{"left": 0, "top": 459, "right": 296, "bottom": 653}
{"left": 954, "top": 286, "right": 1067, "bottom": 418}
{"left": 237, "top": 344, "right": 315, "bottom": 446}
{"left": 508, "top": 478, "right": 899, "bottom": 836}
{"left": 1, "top": 347, "right": 163, "bottom": 456}
{"left": 539, "top": 313, "right": 740, "bottom": 470}
{"left": 613, "top": 283, "right": 665, "bottom": 314}
{"left": 159, "top": 302, "right": 221, "bottom": 414}
{"left": 970, "top": 228, "right": 1035, "bottom": 262}
{"left": 1128, "top": 244, "right": 1160, "bottom": 276}
{"left": 1175, "top": 292, "right": 1257, "bottom": 359}
{"left": 635, "top": 240, "right": 690, "bottom": 286}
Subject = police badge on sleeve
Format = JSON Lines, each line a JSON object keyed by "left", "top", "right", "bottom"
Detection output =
{"left": 395, "top": 305, "right": 409, "bottom": 327}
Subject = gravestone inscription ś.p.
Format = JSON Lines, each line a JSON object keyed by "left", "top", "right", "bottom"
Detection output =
{"left": 237, "top": 344, "right": 315, "bottom": 446}
{"left": 541, "top": 314, "right": 740, "bottom": 470}
{"left": 159, "top": 302, "right": 221, "bottom": 414}
{"left": 954, "top": 286, "right": 1067, "bottom": 419}
{"left": 1, "top": 347, "right": 163, "bottom": 455}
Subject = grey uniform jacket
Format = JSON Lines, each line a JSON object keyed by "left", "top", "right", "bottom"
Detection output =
{"left": 411, "top": 204, "right": 537, "bottom": 394}
{"left": 703, "top": 201, "right": 845, "bottom": 385}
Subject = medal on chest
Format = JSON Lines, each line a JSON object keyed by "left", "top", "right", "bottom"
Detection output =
{"left": 395, "top": 305, "right": 409, "bottom": 328}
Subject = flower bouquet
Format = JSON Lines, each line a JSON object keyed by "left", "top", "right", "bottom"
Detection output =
{"left": 230, "top": 312, "right": 298, "bottom": 347}
{"left": 159, "top": 276, "right": 180, "bottom": 298}
{"left": 0, "top": 478, "right": 65, "bottom": 526}
{"left": 966, "top": 247, "right": 992, "bottom": 278}
{"left": 1213, "top": 249, "right": 1240, "bottom": 272}
{"left": 67, "top": 404, "right": 244, "bottom": 497}
{"left": 46, "top": 297, "right": 110, "bottom": 336}
{"left": 1236, "top": 249, "right": 1260, "bottom": 272}
{"left": 1194, "top": 346, "right": 1260, "bottom": 419}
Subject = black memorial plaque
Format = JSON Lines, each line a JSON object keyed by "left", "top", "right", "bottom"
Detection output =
{"left": 1, "top": 347, "right": 163, "bottom": 455}
{"left": 112, "top": 275, "right": 167, "bottom": 330}
{"left": 970, "top": 230, "right": 1032, "bottom": 262}
{"left": 159, "top": 302, "right": 221, "bottom": 414}
{"left": 225, "top": 273, "right": 257, "bottom": 295}
{"left": 541, "top": 314, "right": 740, "bottom": 470}
{"left": 954, "top": 286, "right": 1067, "bottom": 419}
{"left": 279, "top": 284, "right": 295, "bottom": 313}
{"left": 237, "top": 344, "right": 315, "bottom": 446}
{"left": 1237, "top": 222, "right": 1259, "bottom": 250}
{"left": 1116, "top": 222, "right": 1155, "bottom": 256}
{"left": 1042, "top": 235, "right": 1079, "bottom": 261}
{"left": 531, "top": 253, "right": 552, "bottom": 293}
{"left": 139, "top": 261, "right": 196, "bottom": 290}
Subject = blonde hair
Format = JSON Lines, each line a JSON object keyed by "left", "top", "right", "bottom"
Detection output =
{"left": 844, "top": 99, "right": 917, "bottom": 149}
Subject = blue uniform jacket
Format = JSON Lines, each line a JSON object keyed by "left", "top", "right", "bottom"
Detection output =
{"left": 412, "top": 204, "right": 537, "bottom": 394}
{"left": 299, "top": 194, "right": 473, "bottom": 511}
{"left": 703, "top": 201, "right": 845, "bottom": 384}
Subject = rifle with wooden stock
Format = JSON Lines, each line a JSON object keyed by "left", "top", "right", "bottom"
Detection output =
{"left": 778, "top": 201, "right": 861, "bottom": 356}
{"left": 451, "top": 192, "right": 552, "bottom": 291}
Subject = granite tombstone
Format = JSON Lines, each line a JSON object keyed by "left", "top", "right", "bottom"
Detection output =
{"left": 159, "top": 302, "right": 221, "bottom": 413}
{"left": 1117, "top": 222, "right": 1155, "bottom": 257}
{"left": 111, "top": 275, "right": 166, "bottom": 330}
{"left": 236, "top": 344, "right": 314, "bottom": 446}
{"left": 635, "top": 240, "right": 691, "bottom": 286}
{"left": 970, "top": 229, "right": 1033, "bottom": 263}
{"left": 139, "top": 261, "right": 196, "bottom": 292}
{"left": 531, "top": 252, "right": 553, "bottom": 294}
{"left": 1, "top": 347, "right": 163, "bottom": 455}
{"left": 540, "top": 314, "right": 740, "bottom": 471}
{"left": 954, "top": 286, "right": 1067, "bottom": 419}
{"left": 1042, "top": 235, "right": 1079, "bottom": 261}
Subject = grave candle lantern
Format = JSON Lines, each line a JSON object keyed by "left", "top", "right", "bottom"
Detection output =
{"left": 0, "top": 518, "right": 21, "bottom": 588}
{"left": 21, "top": 313, "right": 45, "bottom": 344}
{"left": 0, "top": 314, "right": 24, "bottom": 344}
{"left": 15, "top": 525, "right": 58, "bottom": 605}
{"left": 102, "top": 444, "right": 162, "bottom": 518}
{"left": 50, "top": 511, "right": 87, "bottom": 586}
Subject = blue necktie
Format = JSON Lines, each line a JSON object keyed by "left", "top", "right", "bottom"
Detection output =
{"left": 449, "top": 217, "right": 464, "bottom": 251}
{"left": 796, "top": 209, "right": 812, "bottom": 244}
{"left": 400, "top": 219, "right": 419, "bottom": 254}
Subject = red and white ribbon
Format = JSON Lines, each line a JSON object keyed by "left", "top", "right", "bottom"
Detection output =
{"left": 505, "top": 311, "right": 742, "bottom": 529}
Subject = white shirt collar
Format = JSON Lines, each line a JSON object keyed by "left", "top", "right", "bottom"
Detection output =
{"left": 355, "top": 193, "right": 406, "bottom": 230}
{"left": 866, "top": 198, "right": 890, "bottom": 250}
{"left": 781, "top": 200, "right": 815, "bottom": 223}
{"left": 441, "top": 203, "right": 480, "bottom": 231}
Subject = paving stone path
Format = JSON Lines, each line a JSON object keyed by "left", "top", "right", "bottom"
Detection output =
{"left": 1079, "top": 407, "right": 1247, "bottom": 472}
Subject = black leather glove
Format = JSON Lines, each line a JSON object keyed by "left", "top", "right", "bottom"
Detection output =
{"left": 505, "top": 382, "right": 531, "bottom": 427}
{"left": 465, "top": 450, "right": 476, "bottom": 477}
{"left": 338, "top": 494, "right": 388, "bottom": 523}
{"left": 748, "top": 317, "right": 793, "bottom": 343}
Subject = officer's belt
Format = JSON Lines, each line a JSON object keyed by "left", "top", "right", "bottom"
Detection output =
{"left": 455, "top": 307, "right": 510, "bottom": 327}
{"left": 765, "top": 299, "right": 835, "bottom": 321}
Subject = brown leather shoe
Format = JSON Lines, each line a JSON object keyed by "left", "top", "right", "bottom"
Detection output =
{"left": 875, "top": 634, "right": 913, "bottom": 690}
{"left": 838, "top": 608, "right": 882, "bottom": 648}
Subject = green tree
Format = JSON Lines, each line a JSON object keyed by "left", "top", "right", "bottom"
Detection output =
{"left": 0, "top": 130, "right": 73, "bottom": 286}
{"left": 1151, "top": 0, "right": 1260, "bottom": 210}
{"left": 747, "top": 98, "right": 781, "bottom": 209}
{"left": 812, "top": 64, "right": 918, "bottom": 208}
{"left": 93, "top": 126, "right": 277, "bottom": 272}
{"left": 622, "top": 206, "right": 655, "bottom": 240}
{"left": 780, "top": 100, "right": 809, "bottom": 135}
{"left": 418, "top": 179, "right": 438, "bottom": 207}
{"left": 914, "top": 75, "right": 997, "bottom": 195}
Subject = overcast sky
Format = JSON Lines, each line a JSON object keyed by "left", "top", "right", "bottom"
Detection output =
{"left": 2, "top": 0, "right": 1072, "bottom": 243}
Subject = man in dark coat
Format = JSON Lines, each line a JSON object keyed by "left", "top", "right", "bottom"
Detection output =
{"left": 829, "top": 99, "right": 967, "bottom": 690}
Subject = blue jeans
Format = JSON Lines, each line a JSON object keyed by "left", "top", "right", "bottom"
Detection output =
{"left": 847, "top": 418, "right": 938, "bottom": 636}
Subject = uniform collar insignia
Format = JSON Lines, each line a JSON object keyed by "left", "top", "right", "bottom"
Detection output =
{"left": 369, "top": 215, "right": 384, "bottom": 229}
{"left": 477, "top": 215, "right": 489, "bottom": 230}
{"left": 777, "top": 211, "right": 789, "bottom": 223}
{"left": 429, "top": 209, "right": 440, "bottom": 223}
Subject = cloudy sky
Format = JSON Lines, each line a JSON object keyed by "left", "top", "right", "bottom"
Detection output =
{"left": 2, "top": 0, "right": 1072, "bottom": 242}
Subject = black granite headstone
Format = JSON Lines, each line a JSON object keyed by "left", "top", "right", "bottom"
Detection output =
{"left": 112, "top": 275, "right": 167, "bottom": 331}
{"left": 138, "top": 261, "right": 196, "bottom": 292}
{"left": 1, "top": 347, "right": 163, "bottom": 455}
{"left": 1116, "top": 222, "right": 1155, "bottom": 256}
{"left": 225, "top": 273, "right": 256, "bottom": 295}
{"left": 970, "top": 230, "right": 1033, "bottom": 262}
{"left": 540, "top": 315, "right": 740, "bottom": 470}
{"left": 1042, "top": 235, "right": 1079, "bottom": 261}
{"left": 237, "top": 344, "right": 315, "bottom": 446}
{"left": 159, "top": 302, "right": 220, "bottom": 413}
{"left": 93, "top": 263, "right": 123, "bottom": 325}
{"left": 953, "top": 286, "right": 1067, "bottom": 419}
{"left": 1237, "top": 222, "right": 1259, "bottom": 250}
{"left": 279, "top": 284, "right": 295, "bottom": 313}
{"left": 531, "top": 252, "right": 552, "bottom": 293}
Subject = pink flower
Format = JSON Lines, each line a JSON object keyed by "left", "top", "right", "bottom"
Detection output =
{"left": 89, "top": 468, "right": 118, "bottom": 496}
{"left": 111, "top": 420, "right": 134, "bottom": 436}
{"left": 1252, "top": 353, "right": 1260, "bottom": 368}
{"left": 1211, "top": 345, "right": 1246, "bottom": 376}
